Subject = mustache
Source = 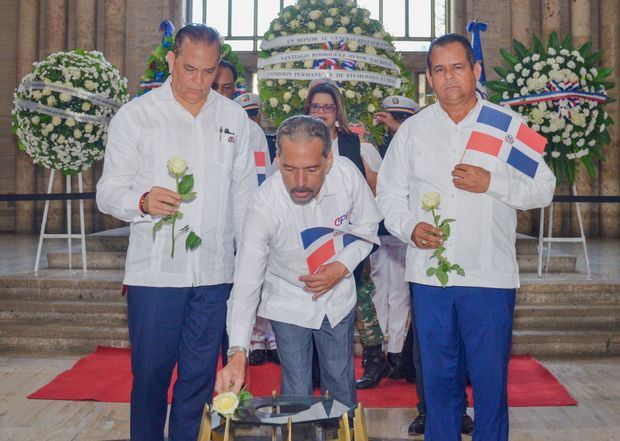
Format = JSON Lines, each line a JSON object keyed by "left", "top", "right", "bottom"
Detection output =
{"left": 291, "top": 187, "right": 313, "bottom": 194}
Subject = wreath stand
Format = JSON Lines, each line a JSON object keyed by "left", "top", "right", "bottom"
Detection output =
{"left": 537, "top": 184, "right": 591, "bottom": 279}
{"left": 34, "top": 170, "right": 87, "bottom": 273}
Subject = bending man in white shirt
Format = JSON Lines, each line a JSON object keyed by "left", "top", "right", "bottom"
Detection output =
{"left": 96, "top": 24, "right": 256, "bottom": 441}
{"left": 216, "top": 115, "right": 382, "bottom": 408}
{"left": 376, "top": 34, "right": 555, "bottom": 441}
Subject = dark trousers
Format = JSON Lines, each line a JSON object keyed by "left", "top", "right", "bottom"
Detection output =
{"left": 411, "top": 283, "right": 515, "bottom": 441}
{"left": 127, "top": 284, "right": 231, "bottom": 441}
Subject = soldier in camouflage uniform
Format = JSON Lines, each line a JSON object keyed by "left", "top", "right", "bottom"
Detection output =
{"left": 354, "top": 258, "right": 390, "bottom": 389}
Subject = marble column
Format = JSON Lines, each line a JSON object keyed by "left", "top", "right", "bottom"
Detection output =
{"left": 541, "top": 0, "right": 564, "bottom": 235}
{"left": 99, "top": 0, "right": 126, "bottom": 230}
{"left": 44, "top": 0, "right": 68, "bottom": 233}
{"left": 75, "top": 0, "right": 97, "bottom": 233}
{"left": 15, "top": 0, "right": 39, "bottom": 233}
{"left": 569, "top": 0, "right": 594, "bottom": 236}
{"left": 512, "top": 0, "right": 536, "bottom": 234}
{"left": 599, "top": 0, "right": 620, "bottom": 237}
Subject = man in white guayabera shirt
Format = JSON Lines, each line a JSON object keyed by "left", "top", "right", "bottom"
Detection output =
{"left": 376, "top": 34, "right": 555, "bottom": 441}
{"left": 96, "top": 24, "right": 256, "bottom": 441}
{"left": 215, "top": 115, "right": 382, "bottom": 408}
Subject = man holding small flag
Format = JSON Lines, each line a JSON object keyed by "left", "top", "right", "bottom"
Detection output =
{"left": 216, "top": 115, "right": 381, "bottom": 408}
{"left": 376, "top": 34, "right": 555, "bottom": 441}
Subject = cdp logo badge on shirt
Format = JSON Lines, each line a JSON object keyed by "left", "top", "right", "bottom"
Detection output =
{"left": 334, "top": 208, "right": 352, "bottom": 227}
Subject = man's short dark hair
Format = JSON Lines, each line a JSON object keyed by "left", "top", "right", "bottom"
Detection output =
{"left": 426, "top": 33, "right": 476, "bottom": 71}
{"left": 173, "top": 24, "right": 221, "bottom": 56}
{"left": 218, "top": 59, "right": 238, "bottom": 82}
{"left": 276, "top": 115, "right": 331, "bottom": 158}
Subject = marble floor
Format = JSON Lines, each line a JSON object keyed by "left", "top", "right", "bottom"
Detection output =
{"left": 0, "top": 353, "right": 619, "bottom": 440}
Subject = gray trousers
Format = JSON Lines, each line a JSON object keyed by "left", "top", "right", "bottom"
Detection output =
{"left": 270, "top": 309, "right": 356, "bottom": 408}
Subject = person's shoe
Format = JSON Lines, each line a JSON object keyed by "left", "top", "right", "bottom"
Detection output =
{"left": 408, "top": 412, "right": 425, "bottom": 435}
{"left": 248, "top": 349, "right": 265, "bottom": 366}
{"left": 266, "top": 349, "right": 280, "bottom": 365}
{"left": 461, "top": 413, "right": 474, "bottom": 434}
{"left": 355, "top": 345, "right": 389, "bottom": 389}
{"left": 386, "top": 352, "right": 407, "bottom": 379}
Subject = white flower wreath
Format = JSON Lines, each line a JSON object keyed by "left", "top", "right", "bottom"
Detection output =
{"left": 258, "top": 0, "right": 416, "bottom": 143}
{"left": 12, "top": 49, "right": 129, "bottom": 175}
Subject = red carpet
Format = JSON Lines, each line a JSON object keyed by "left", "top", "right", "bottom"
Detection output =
{"left": 29, "top": 346, "right": 577, "bottom": 408}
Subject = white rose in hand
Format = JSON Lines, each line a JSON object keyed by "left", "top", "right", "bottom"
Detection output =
{"left": 422, "top": 191, "right": 441, "bottom": 211}
{"left": 167, "top": 155, "right": 187, "bottom": 176}
{"left": 212, "top": 391, "right": 239, "bottom": 416}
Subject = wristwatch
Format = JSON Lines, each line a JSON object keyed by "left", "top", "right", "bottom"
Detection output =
{"left": 226, "top": 346, "right": 247, "bottom": 359}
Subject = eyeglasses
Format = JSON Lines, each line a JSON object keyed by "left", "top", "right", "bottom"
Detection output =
{"left": 309, "top": 103, "right": 337, "bottom": 114}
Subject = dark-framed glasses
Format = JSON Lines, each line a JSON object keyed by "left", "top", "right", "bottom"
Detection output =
{"left": 309, "top": 103, "right": 337, "bottom": 114}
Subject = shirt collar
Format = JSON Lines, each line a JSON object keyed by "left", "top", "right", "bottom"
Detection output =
{"left": 435, "top": 96, "right": 482, "bottom": 129}
{"left": 314, "top": 161, "right": 338, "bottom": 204}
{"left": 153, "top": 76, "right": 216, "bottom": 115}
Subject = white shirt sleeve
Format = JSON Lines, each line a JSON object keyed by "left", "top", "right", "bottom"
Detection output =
{"left": 376, "top": 126, "right": 418, "bottom": 247}
{"left": 335, "top": 165, "right": 382, "bottom": 272}
{"left": 227, "top": 201, "right": 272, "bottom": 351}
{"left": 360, "top": 142, "right": 383, "bottom": 173}
{"left": 96, "top": 107, "right": 150, "bottom": 223}
{"left": 486, "top": 158, "right": 555, "bottom": 210}
{"left": 231, "top": 114, "right": 259, "bottom": 245}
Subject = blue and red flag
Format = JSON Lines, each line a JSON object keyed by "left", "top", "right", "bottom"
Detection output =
{"left": 254, "top": 151, "right": 266, "bottom": 185}
{"left": 465, "top": 105, "right": 547, "bottom": 178}
{"left": 300, "top": 227, "right": 371, "bottom": 274}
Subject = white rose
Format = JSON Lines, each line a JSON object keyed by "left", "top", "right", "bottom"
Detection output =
{"left": 372, "top": 88, "right": 382, "bottom": 98}
{"left": 324, "top": 17, "right": 334, "bottom": 26}
{"left": 373, "top": 32, "right": 384, "bottom": 39}
{"left": 32, "top": 90, "right": 43, "bottom": 100}
{"left": 46, "top": 96, "right": 56, "bottom": 106}
{"left": 289, "top": 20, "right": 299, "bottom": 29}
{"left": 82, "top": 102, "right": 91, "bottom": 111}
{"left": 269, "top": 97, "right": 279, "bottom": 107}
{"left": 59, "top": 93, "right": 71, "bottom": 102}
{"left": 45, "top": 123, "right": 54, "bottom": 132}
{"left": 51, "top": 116, "right": 61, "bottom": 126}
{"left": 521, "top": 68, "right": 530, "bottom": 76}
{"left": 552, "top": 135, "right": 561, "bottom": 143}
{"left": 30, "top": 116, "right": 40, "bottom": 125}
{"left": 308, "top": 10, "right": 321, "bottom": 20}
{"left": 532, "top": 53, "right": 540, "bottom": 61}
{"left": 283, "top": 91, "right": 292, "bottom": 101}
{"left": 514, "top": 63, "right": 523, "bottom": 72}
{"left": 57, "top": 135, "right": 65, "bottom": 143}
{"left": 345, "top": 90, "right": 355, "bottom": 99}
{"left": 551, "top": 151, "right": 561, "bottom": 158}
{"left": 363, "top": 17, "right": 370, "bottom": 24}
{"left": 212, "top": 392, "right": 239, "bottom": 416}
{"left": 277, "top": 79, "right": 286, "bottom": 85}
{"left": 365, "top": 46, "right": 377, "bottom": 55}
{"left": 341, "top": 16, "right": 350, "bottom": 25}
{"left": 567, "top": 60, "right": 576, "bottom": 69}
{"left": 367, "top": 104, "right": 376, "bottom": 113}
{"left": 300, "top": 45, "right": 310, "bottom": 51}
{"left": 283, "top": 104, "right": 291, "bottom": 113}
{"left": 336, "top": 27, "right": 347, "bottom": 34}
{"left": 570, "top": 111, "right": 586, "bottom": 127}
{"left": 348, "top": 40, "right": 359, "bottom": 51}
{"left": 167, "top": 155, "right": 187, "bottom": 176}
{"left": 298, "top": 88, "right": 308, "bottom": 100}
{"left": 548, "top": 47, "right": 556, "bottom": 56}
{"left": 73, "top": 129, "right": 82, "bottom": 139}
{"left": 308, "top": 22, "right": 316, "bottom": 30}
{"left": 506, "top": 73, "right": 515, "bottom": 83}
{"left": 65, "top": 117, "right": 76, "bottom": 127}
{"left": 273, "top": 22, "right": 282, "bottom": 31}
{"left": 303, "top": 60, "right": 313, "bottom": 68}
{"left": 84, "top": 80, "right": 96, "bottom": 91}
{"left": 353, "top": 26, "right": 362, "bottom": 35}
{"left": 329, "top": 7, "right": 338, "bottom": 16}
{"left": 529, "top": 108, "right": 545, "bottom": 124}
{"left": 560, "top": 48, "right": 569, "bottom": 56}
{"left": 422, "top": 192, "right": 441, "bottom": 210}
{"left": 266, "top": 80, "right": 274, "bottom": 87}
{"left": 84, "top": 123, "right": 93, "bottom": 133}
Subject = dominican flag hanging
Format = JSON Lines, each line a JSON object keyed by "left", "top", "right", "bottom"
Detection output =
{"left": 465, "top": 105, "right": 548, "bottom": 178}
{"left": 254, "top": 151, "right": 266, "bottom": 185}
{"left": 300, "top": 227, "right": 372, "bottom": 274}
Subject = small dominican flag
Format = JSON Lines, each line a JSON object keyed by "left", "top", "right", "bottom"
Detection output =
{"left": 254, "top": 151, "right": 266, "bottom": 186}
{"left": 465, "top": 105, "right": 548, "bottom": 178}
{"left": 301, "top": 227, "right": 370, "bottom": 274}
